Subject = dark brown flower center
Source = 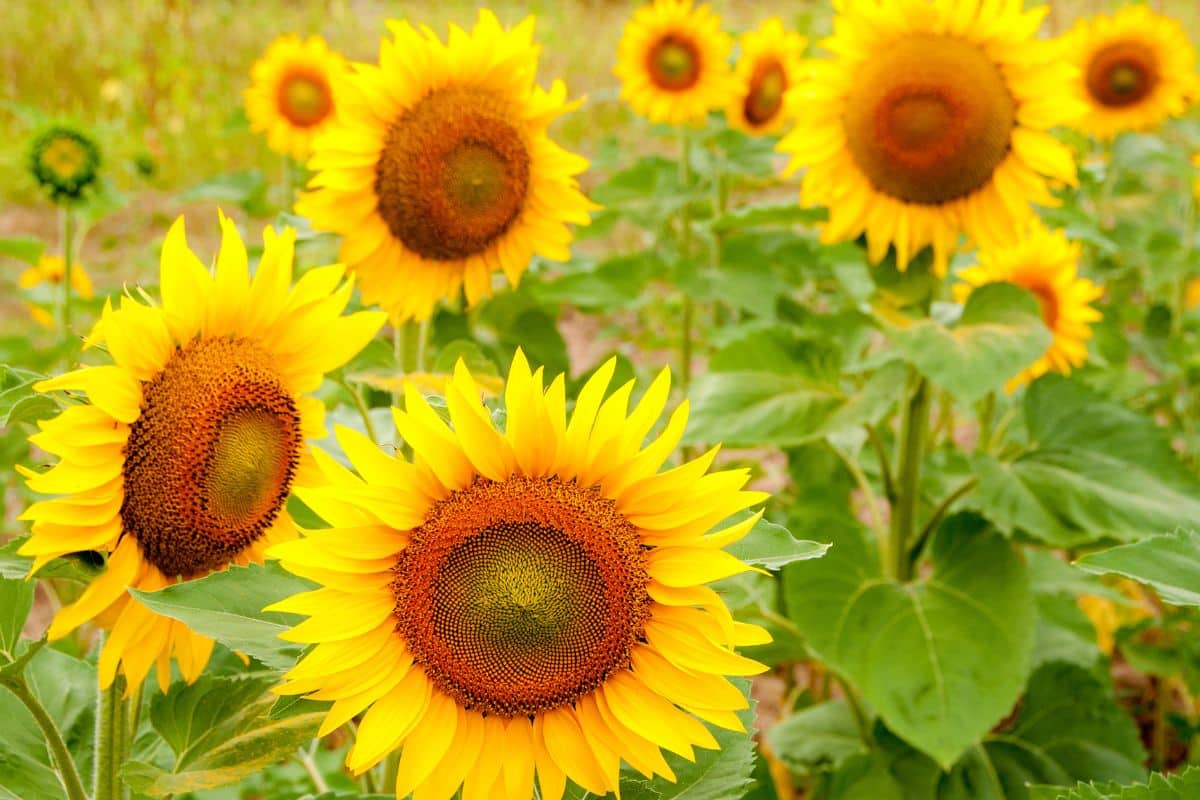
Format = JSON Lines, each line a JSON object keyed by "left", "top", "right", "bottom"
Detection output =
{"left": 843, "top": 34, "right": 1016, "bottom": 205}
{"left": 647, "top": 34, "right": 702, "bottom": 91}
{"left": 277, "top": 69, "right": 334, "bottom": 127}
{"left": 391, "top": 476, "right": 651, "bottom": 717}
{"left": 1086, "top": 41, "right": 1158, "bottom": 108}
{"left": 743, "top": 58, "right": 787, "bottom": 127}
{"left": 121, "top": 337, "right": 302, "bottom": 577}
{"left": 374, "top": 87, "right": 531, "bottom": 261}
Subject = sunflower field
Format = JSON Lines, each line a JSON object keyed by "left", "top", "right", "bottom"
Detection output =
{"left": 3, "top": 0, "right": 1200, "bottom": 798}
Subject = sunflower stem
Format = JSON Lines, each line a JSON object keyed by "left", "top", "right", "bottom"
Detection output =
{"left": 60, "top": 205, "right": 76, "bottom": 337}
{"left": 381, "top": 749, "right": 400, "bottom": 793}
{"left": 677, "top": 128, "right": 694, "bottom": 394}
{"left": 95, "top": 673, "right": 128, "bottom": 800}
{"left": 297, "top": 742, "right": 328, "bottom": 793}
{"left": 282, "top": 153, "right": 295, "bottom": 213}
{"left": 885, "top": 373, "right": 929, "bottom": 581}
{"left": 415, "top": 317, "right": 430, "bottom": 374}
{"left": 1, "top": 670, "right": 88, "bottom": 800}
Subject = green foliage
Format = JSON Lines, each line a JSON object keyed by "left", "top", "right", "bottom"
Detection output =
{"left": 1076, "top": 530, "right": 1200, "bottom": 606}
{"left": 1029, "top": 768, "right": 1200, "bottom": 800}
{"left": 784, "top": 514, "right": 1035, "bottom": 768}
{"left": 726, "top": 515, "right": 829, "bottom": 570}
{"left": 767, "top": 701, "right": 867, "bottom": 776}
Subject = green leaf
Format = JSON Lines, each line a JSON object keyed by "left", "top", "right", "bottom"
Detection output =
{"left": 3, "top": 394, "right": 59, "bottom": 427}
{"left": 766, "top": 700, "right": 867, "bottom": 776}
{"left": 1032, "top": 593, "right": 1103, "bottom": 675}
{"left": 177, "top": 169, "right": 269, "bottom": 215}
{"left": 0, "top": 579, "right": 34, "bottom": 659}
{"left": 129, "top": 561, "right": 316, "bottom": 669}
{"left": 783, "top": 513, "right": 1034, "bottom": 768}
{"left": 0, "top": 538, "right": 104, "bottom": 583}
{"left": 431, "top": 339, "right": 502, "bottom": 382}
{"left": 885, "top": 283, "right": 1053, "bottom": 402}
{"left": 1029, "top": 767, "right": 1200, "bottom": 800}
{"left": 972, "top": 377, "right": 1200, "bottom": 547}
{"left": 0, "top": 236, "right": 45, "bottom": 266}
{"left": 707, "top": 203, "right": 825, "bottom": 233}
{"left": 726, "top": 516, "right": 828, "bottom": 570}
{"left": 531, "top": 253, "right": 662, "bottom": 311}
{"left": 1075, "top": 530, "right": 1200, "bottom": 606}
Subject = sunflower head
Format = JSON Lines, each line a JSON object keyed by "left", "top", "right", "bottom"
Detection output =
{"left": 244, "top": 34, "right": 348, "bottom": 161}
{"left": 1063, "top": 5, "right": 1198, "bottom": 140}
{"left": 296, "top": 10, "right": 595, "bottom": 323}
{"left": 615, "top": 0, "right": 736, "bottom": 126}
{"left": 954, "top": 225, "right": 1102, "bottom": 390}
{"left": 726, "top": 19, "right": 807, "bottom": 135}
{"left": 18, "top": 213, "right": 385, "bottom": 693}
{"left": 269, "top": 352, "right": 771, "bottom": 800}
{"left": 28, "top": 125, "right": 101, "bottom": 204}
{"left": 19, "top": 254, "right": 95, "bottom": 299}
{"left": 778, "top": 0, "right": 1084, "bottom": 274}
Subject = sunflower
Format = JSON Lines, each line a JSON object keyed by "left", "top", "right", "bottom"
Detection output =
{"left": 269, "top": 352, "right": 770, "bottom": 800}
{"left": 726, "top": 19, "right": 806, "bottom": 136}
{"left": 18, "top": 213, "right": 386, "bottom": 693}
{"left": 778, "top": 0, "right": 1083, "bottom": 274}
{"left": 296, "top": 10, "right": 594, "bottom": 324}
{"left": 244, "top": 34, "right": 348, "bottom": 161}
{"left": 1062, "top": 5, "right": 1198, "bottom": 141}
{"left": 954, "top": 225, "right": 1102, "bottom": 390}
{"left": 29, "top": 125, "right": 101, "bottom": 204}
{"left": 19, "top": 254, "right": 95, "bottom": 300}
{"left": 615, "top": 0, "right": 735, "bottom": 126}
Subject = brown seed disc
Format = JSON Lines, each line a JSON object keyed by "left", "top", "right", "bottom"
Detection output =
{"left": 1085, "top": 40, "right": 1159, "bottom": 108}
{"left": 843, "top": 34, "right": 1016, "bottom": 205}
{"left": 120, "top": 337, "right": 303, "bottom": 577}
{"left": 646, "top": 34, "right": 703, "bottom": 91}
{"left": 391, "top": 476, "right": 651, "bottom": 718}
{"left": 374, "top": 87, "right": 531, "bottom": 261}
{"left": 743, "top": 58, "right": 787, "bottom": 127}
{"left": 276, "top": 68, "right": 334, "bottom": 127}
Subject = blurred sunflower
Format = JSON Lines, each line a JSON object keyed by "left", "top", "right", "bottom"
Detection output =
{"left": 726, "top": 19, "right": 806, "bottom": 136}
{"left": 19, "top": 214, "right": 385, "bottom": 693}
{"left": 270, "top": 353, "right": 770, "bottom": 800}
{"left": 615, "top": 0, "right": 735, "bottom": 126}
{"left": 244, "top": 34, "right": 348, "bottom": 161}
{"left": 19, "top": 254, "right": 95, "bottom": 300}
{"left": 297, "top": 10, "right": 594, "bottom": 323}
{"left": 29, "top": 125, "right": 101, "bottom": 204}
{"left": 778, "top": 0, "right": 1083, "bottom": 274}
{"left": 1062, "top": 5, "right": 1197, "bottom": 141}
{"left": 955, "top": 225, "right": 1102, "bottom": 390}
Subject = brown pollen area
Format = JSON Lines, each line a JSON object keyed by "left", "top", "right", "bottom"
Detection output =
{"left": 120, "top": 337, "right": 302, "bottom": 577}
{"left": 647, "top": 34, "right": 702, "bottom": 91}
{"left": 374, "top": 87, "right": 531, "bottom": 261}
{"left": 276, "top": 68, "right": 334, "bottom": 127}
{"left": 1086, "top": 40, "right": 1159, "bottom": 108}
{"left": 391, "top": 475, "right": 651, "bottom": 718}
{"left": 843, "top": 34, "right": 1016, "bottom": 205}
{"left": 743, "top": 57, "right": 787, "bottom": 127}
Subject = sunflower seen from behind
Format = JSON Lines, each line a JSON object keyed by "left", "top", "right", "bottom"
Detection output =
{"left": 296, "top": 10, "right": 595, "bottom": 323}
{"left": 269, "top": 352, "right": 771, "bottom": 800}
{"left": 778, "top": 0, "right": 1083, "bottom": 274}
{"left": 726, "top": 18, "right": 806, "bottom": 136}
{"left": 244, "top": 34, "right": 348, "bottom": 161}
{"left": 19, "top": 214, "right": 386, "bottom": 693}
{"left": 29, "top": 125, "right": 101, "bottom": 204}
{"left": 954, "top": 225, "right": 1102, "bottom": 391}
{"left": 615, "top": 0, "right": 735, "bottom": 126}
{"left": 1062, "top": 5, "right": 1198, "bottom": 141}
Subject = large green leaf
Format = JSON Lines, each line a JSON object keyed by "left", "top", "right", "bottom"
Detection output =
{"left": 0, "top": 579, "right": 34, "bottom": 659}
{"left": 1029, "top": 767, "right": 1200, "bottom": 800}
{"left": 129, "top": 561, "right": 316, "bottom": 669}
{"left": 766, "top": 701, "right": 867, "bottom": 776}
{"left": 0, "top": 538, "right": 103, "bottom": 583}
{"left": 726, "top": 515, "right": 829, "bottom": 570}
{"left": 124, "top": 673, "right": 323, "bottom": 797}
{"left": 783, "top": 513, "right": 1034, "bottom": 768}
{"left": 884, "top": 283, "right": 1053, "bottom": 402}
{"left": 972, "top": 377, "right": 1200, "bottom": 547}
{"left": 1075, "top": 530, "right": 1200, "bottom": 606}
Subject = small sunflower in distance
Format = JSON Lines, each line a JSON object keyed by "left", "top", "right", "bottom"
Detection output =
{"left": 954, "top": 225, "right": 1102, "bottom": 390}
{"left": 778, "top": 0, "right": 1083, "bottom": 274}
{"left": 19, "top": 254, "right": 95, "bottom": 300}
{"left": 19, "top": 214, "right": 386, "bottom": 693}
{"left": 297, "top": 10, "right": 595, "bottom": 323}
{"left": 615, "top": 0, "right": 735, "bottom": 126}
{"left": 29, "top": 125, "right": 101, "bottom": 204}
{"left": 244, "top": 34, "right": 347, "bottom": 161}
{"left": 269, "top": 353, "right": 771, "bottom": 800}
{"left": 1063, "top": 5, "right": 1198, "bottom": 141}
{"left": 726, "top": 19, "right": 806, "bottom": 136}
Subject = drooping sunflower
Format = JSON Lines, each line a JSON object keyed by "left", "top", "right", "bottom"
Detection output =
{"left": 29, "top": 125, "right": 101, "bottom": 204}
{"left": 269, "top": 353, "right": 770, "bottom": 800}
{"left": 1062, "top": 5, "right": 1198, "bottom": 141}
{"left": 778, "top": 0, "right": 1083, "bottom": 274}
{"left": 614, "top": 0, "right": 736, "bottom": 126}
{"left": 726, "top": 18, "right": 806, "bottom": 136}
{"left": 296, "top": 10, "right": 595, "bottom": 323}
{"left": 954, "top": 225, "right": 1102, "bottom": 390}
{"left": 19, "top": 214, "right": 385, "bottom": 693}
{"left": 244, "top": 34, "right": 348, "bottom": 161}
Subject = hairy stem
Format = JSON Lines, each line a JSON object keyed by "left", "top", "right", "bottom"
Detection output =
{"left": 3, "top": 674, "right": 88, "bottom": 800}
{"left": 95, "top": 674, "right": 127, "bottom": 800}
{"left": 61, "top": 206, "right": 76, "bottom": 336}
{"left": 886, "top": 375, "right": 930, "bottom": 581}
